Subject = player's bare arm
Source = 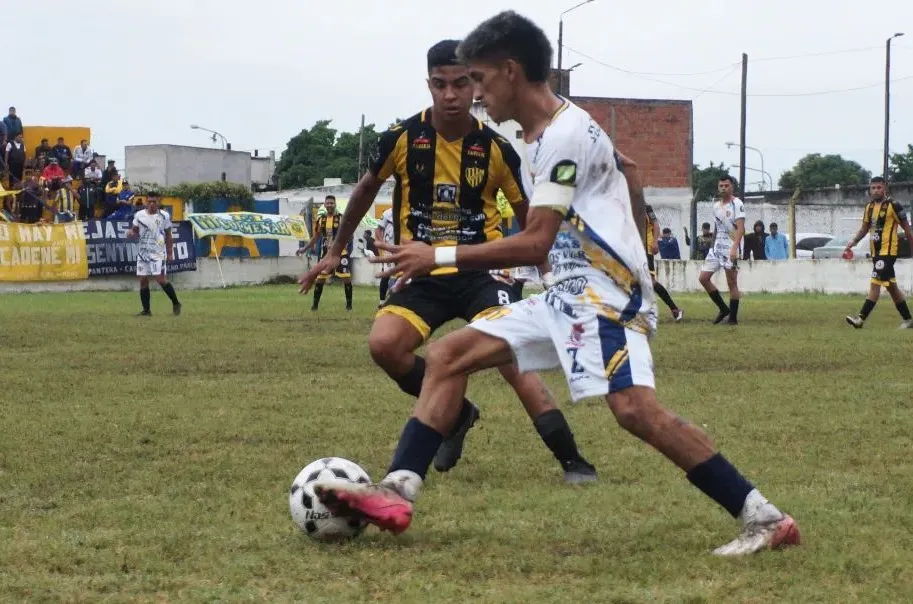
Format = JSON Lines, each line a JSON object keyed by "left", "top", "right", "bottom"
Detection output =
{"left": 622, "top": 160, "right": 648, "bottom": 246}
{"left": 730, "top": 218, "right": 745, "bottom": 262}
{"left": 298, "top": 172, "right": 385, "bottom": 293}
{"left": 165, "top": 228, "right": 173, "bottom": 261}
{"left": 374, "top": 207, "right": 563, "bottom": 284}
{"left": 652, "top": 221, "right": 661, "bottom": 255}
{"left": 845, "top": 217, "right": 870, "bottom": 251}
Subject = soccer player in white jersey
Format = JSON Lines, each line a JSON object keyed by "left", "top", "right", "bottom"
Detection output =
{"left": 374, "top": 207, "right": 396, "bottom": 307}
{"left": 127, "top": 192, "right": 181, "bottom": 316}
{"left": 312, "top": 11, "right": 800, "bottom": 557}
{"left": 698, "top": 176, "right": 745, "bottom": 325}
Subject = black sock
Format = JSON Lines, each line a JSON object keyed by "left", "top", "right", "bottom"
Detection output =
{"left": 140, "top": 286, "right": 150, "bottom": 312}
{"left": 686, "top": 453, "right": 755, "bottom": 518}
{"left": 708, "top": 290, "right": 729, "bottom": 313}
{"left": 388, "top": 417, "right": 444, "bottom": 480}
{"left": 312, "top": 283, "right": 324, "bottom": 308}
{"left": 161, "top": 282, "right": 179, "bottom": 305}
{"left": 344, "top": 282, "right": 353, "bottom": 307}
{"left": 392, "top": 357, "right": 474, "bottom": 436}
{"left": 533, "top": 409, "right": 586, "bottom": 466}
{"left": 860, "top": 298, "right": 876, "bottom": 320}
{"left": 653, "top": 282, "right": 678, "bottom": 311}
{"left": 730, "top": 298, "right": 740, "bottom": 321}
{"left": 896, "top": 300, "right": 911, "bottom": 321}
{"left": 379, "top": 276, "right": 390, "bottom": 301}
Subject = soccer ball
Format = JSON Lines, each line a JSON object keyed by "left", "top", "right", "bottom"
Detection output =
{"left": 289, "top": 457, "right": 372, "bottom": 541}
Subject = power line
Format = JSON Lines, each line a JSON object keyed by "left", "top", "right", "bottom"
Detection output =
{"left": 750, "top": 45, "right": 884, "bottom": 62}
{"left": 565, "top": 46, "right": 913, "bottom": 98}
{"left": 693, "top": 65, "right": 741, "bottom": 99}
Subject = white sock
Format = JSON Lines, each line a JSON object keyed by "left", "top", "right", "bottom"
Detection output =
{"left": 739, "top": 489, "right": 782, "bottom": 526}
{"left": 380, "top": 469, "right": 423, "bottom": 502}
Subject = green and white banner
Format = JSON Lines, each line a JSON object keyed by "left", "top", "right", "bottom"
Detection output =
{"left": 187, "top": 212, "right": 310, "bottom": 241}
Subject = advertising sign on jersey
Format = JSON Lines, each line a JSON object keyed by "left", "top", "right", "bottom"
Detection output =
{"left": 83, "top": 220, "right": 197, "bottom": 276}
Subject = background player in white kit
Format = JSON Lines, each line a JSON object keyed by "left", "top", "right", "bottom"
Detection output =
{"left": 313, "top": 11, "right": 800, "bottom": 557}
{"left": 374, "top": 207, "right": 396, "bottom": 307}
{"left": 698, "top": 176, "right": 745, "bottom": 325}
{"left": 127, "top": 192, "right": 182, "bottom": 316}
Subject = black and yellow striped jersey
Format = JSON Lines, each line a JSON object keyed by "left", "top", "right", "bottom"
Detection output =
{"left": 644, "top": 204, "right": 657, "bottom": 252}
{"left": 313, "top": 213, "right": 351, "bottom": 257}
{"left": 863, "top": 198, "right": 908, "bottom": 257}
{"left": 369, "top": 109, "right": 527, "bottom": 275}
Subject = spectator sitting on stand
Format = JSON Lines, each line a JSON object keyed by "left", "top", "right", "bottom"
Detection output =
{"left": 101, "top": 160, "right": 118, "bottom": 188}
{"left": 50, "top": 177, "right": 79, "bottom": 223}
{"left": 104, "top": 172, "right": 123, "bottom": 217}
{"left": 657, "top": 226, "right": 681, "bottom": 259}
{"left": 40, "top": 157, "right": 66, "bottom": 188}
{"left": 81, "top": 159, "right": 104, "bottom": 220}
{"left": 18, "top": 176, "right": 43, "bottom": 224}
{"left": 52, "top": 137, "right": 73, "bottom": 172}
{"left": 72, "top": 140, "right": 93, "bottom": 176}
{"left": 34, "top": 138, "right": 53, "bottom": 171}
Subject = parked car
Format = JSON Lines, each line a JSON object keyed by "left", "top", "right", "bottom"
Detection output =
{"left": 813, "top": 232, "right": 910, "bottom": 259}
{"left": 789, "top": 232, "right": 835, "bottom": 259}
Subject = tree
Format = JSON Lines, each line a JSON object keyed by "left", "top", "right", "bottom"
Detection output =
{"left": 778, "top": 153, "right": 871, "bottom": 190}
{"left": 692, "top": 162, "right": 740, "bottom": 202}
{"left": 889, "top": 144, "right": 913, "bottom": 183}
{"left": 276, "top": 120, "right": 380, "bottom": 189}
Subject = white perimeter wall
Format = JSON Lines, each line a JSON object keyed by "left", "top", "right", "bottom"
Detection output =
{"left": 1, "top": 258, "right": 911, "bottom": 295}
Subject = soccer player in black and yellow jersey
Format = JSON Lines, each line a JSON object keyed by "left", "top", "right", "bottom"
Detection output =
{"left": 298, "top": 195, "right": 354, "bottom": 311}
{"left": 299, "top": 40, "right": 596, "bottom": 483}
{"left": 845, "top": 176, "right": 913, "bottom": 329}
{"left": 643, "top": 202, "right": 683, "bottom": 322}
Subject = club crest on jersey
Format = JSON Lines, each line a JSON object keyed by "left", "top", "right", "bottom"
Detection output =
{"left": 467, "top": 144, "right": 486, "bottom": 159}
{"left": 436, "top": 183, "right": 457, "bottom": 203}
{"left": 566, "top": 322, "right": 585, "bottom": 347}
{"left": 464, "top": 167, "right": 485, "bottom": 188}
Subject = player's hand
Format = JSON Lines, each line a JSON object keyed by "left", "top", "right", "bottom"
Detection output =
{"left": 299, "top": 252, "right": 340, "bottom": 294}
{"left": 729, "top": 246, "right": 739, "bottom": 262}
{"left": 615, "top": 150, "right": 637, "bottom": 169}
{"left": 372, "top": 241, "right": 435, "bottom": 291}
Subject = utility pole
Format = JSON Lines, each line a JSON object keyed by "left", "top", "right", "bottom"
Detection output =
{"left": 356, "top": 113, "right": 365, "bottom": 180}
{"left": 884, "top": 33, "right": 905, "bottom": 179}
{"left": 739, "top": 53, "right": 747, "bottom": 199}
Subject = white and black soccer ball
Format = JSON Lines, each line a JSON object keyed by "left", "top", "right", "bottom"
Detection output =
{"left": 289, "top": 457, "right": 372, "bottom": 542}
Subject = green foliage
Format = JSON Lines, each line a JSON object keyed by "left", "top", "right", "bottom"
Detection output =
{"left": 889, "top": 144, "right": 913, "bottom": 183}
{"left": 276, "top": 119, "right": 380, "bottom": 189}
{"left": 778, "top": 153, "right": 871, "bottom": 190}
{"left": 132, "top": 181, "right": 255, "bottom": 212}
{"left": 692, "top": 162, "right": 740, "bottom": 202}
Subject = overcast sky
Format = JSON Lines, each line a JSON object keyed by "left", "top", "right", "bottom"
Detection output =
{"left": 10, "top": 0, "right": 912, "bottom": 187}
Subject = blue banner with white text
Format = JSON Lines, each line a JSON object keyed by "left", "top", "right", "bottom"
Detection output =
{"left": 84, "top": 220, "right": 197, "bottom": 277}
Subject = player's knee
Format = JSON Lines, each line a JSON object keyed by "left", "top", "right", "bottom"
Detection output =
{"left": 424, "top": 339, "right": 463, "bottom": 380}
{"left": 606, "top": 389, "right": 653, "bottom": 434}
{"left": 368, "top": 328, "right": 406, "bottom": 369}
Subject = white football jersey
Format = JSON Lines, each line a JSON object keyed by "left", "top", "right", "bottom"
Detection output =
{"left": 713, "top": 198, "right": 745, "bottom": 243}
{"left": 524, "top": 101, "right": 656, "bottom": 334}
{"left": 379, "top": 207, "right": 395, "bottom": 244}
{"left": 133, "top": 208, "right": 172, "bottom": 262}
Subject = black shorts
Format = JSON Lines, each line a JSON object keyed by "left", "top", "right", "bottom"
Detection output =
{"left": 377, "top": 270, "right": 518, "bottom": 340}
{"left": 647, "top": 253, "right": 656, "bottom": 275}
{"left": 871, "top": 256, "right": 897, "bottom": 285}
{"left": 317, "top": 248, "right": 351, "bottom": 281}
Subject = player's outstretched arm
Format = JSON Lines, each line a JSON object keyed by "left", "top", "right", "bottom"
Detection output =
{"left": 373, "top": 207, "right": 562, "bottom": 288}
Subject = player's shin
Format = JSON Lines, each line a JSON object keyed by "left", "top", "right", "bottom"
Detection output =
{"left": 140, "top": 286, "right": 151, "bottom": 312}
{"left": 391, "top": 355, "right": 477, "bottom": 433}
{"left": 161, "top": 282, "right": 179, "bottom": 305}
{"left": 312, "top": 283, "right": 324, "bottom": 309}
{"left": 653, "top": 282, "right": 679, "bottom": 312}
{"left": 344, "top": 281, "right": 353, "bottom": 308}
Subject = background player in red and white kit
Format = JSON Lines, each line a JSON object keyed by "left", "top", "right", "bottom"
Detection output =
{"left": 698, "top": 176, "right": 744, "bottom": 325}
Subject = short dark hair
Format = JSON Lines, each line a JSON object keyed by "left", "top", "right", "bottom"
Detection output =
{"left": 662, "top": 227, "right": 671, "bottom": 234}
{"left": 871, "top": 176, "right": 886, "bottom": 184}
{"left": 325, "top": 195, "right": 336, "bottom": 201}
{"left": 719, "top": 175, "right": 734, "bottom": 184}
{"left": 770, "top": 222, "right": 778, "bottom": 228}
{"left": 457, "top": 11, "right": 552, "bottom": 83}
{"left": 147, "top": 191, "right": 160, "bottom": 200}
{"left": 427, "top": 39, "right": 461, "bottom": 72}
{"left": 702, "top": 222, "right": 711, "bottom": 229}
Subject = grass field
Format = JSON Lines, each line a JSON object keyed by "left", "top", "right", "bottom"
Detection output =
{"left": 2, "top": 284, "right": 913, "bottom": 603}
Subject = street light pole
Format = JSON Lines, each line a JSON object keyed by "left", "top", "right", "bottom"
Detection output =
{"left": 726, "top": 141, "right": 767, "bottom": 190}
{"left": 190, "top": 124, "right": 230, "bottom": 150}
{"left": 558, "top": 1, "right": 594, "bottom": 77}
{"left": 884, "top": 32, "right": 905, "bottom": 180}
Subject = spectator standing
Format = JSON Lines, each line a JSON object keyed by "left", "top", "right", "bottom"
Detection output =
{"left": 34, "top": 138, "right": 53, "bottom": 170}
{"left": 81, "top": 159, "right": 104, "bottom": 219}
{"left": 764, "top": 222, "right": 789, "bottom": 260}
{"left": 657, "top": 227, "right": 681, "bottom": 259}
{"left": 52, "top": 137, "right": 73, "bottom": 171}
{"left": 0, "top": 119, "right": 7, "bottom": 172}
{"left": 2, "top": 107, "right": 23, "bottom": 140}
{"left": 101, "top": 160, "right": 118, "bottom": 188}
{"left": 72, "top": 140, "right": 93, "bottom": 175}
{"left": 684, "top": 222, "right": 714, "bottom": 260}
{"left": 5, "top": 133, "right": 27, "bottom": 186}
{"left": 18, "top": 177, "right": 43, "bottom": 223}
{"left": 743, "top": 220, "right": 767, "bottom": 261}
{"left": 104, "top": 172, "right": 123, "bottom": 217}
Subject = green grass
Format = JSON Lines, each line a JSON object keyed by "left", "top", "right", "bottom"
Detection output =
{"left": 1, "top": 285, "right": 912, "bottom": 603}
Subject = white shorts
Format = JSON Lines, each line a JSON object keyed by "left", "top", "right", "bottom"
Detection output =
{"left": 468, "top": 292, "right": 655, "bottom": 402}
{"left": 701, "top": 247, "right": 737, "bottom": 273}
{"left": 137, "top": 258, "right": 166, "bottom": 277}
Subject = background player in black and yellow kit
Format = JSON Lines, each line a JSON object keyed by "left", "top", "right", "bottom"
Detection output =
{"left": 845, "top": 176, "right": 913, "bottom": 329}
{"left": 298, "top": 195, "right": 354, "bottom": 311}
{"left": 299, "top": 40, "right": 596, "bottom": 483}
{"left": 644, "top": 203, "right": 683, "bottom": 322}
